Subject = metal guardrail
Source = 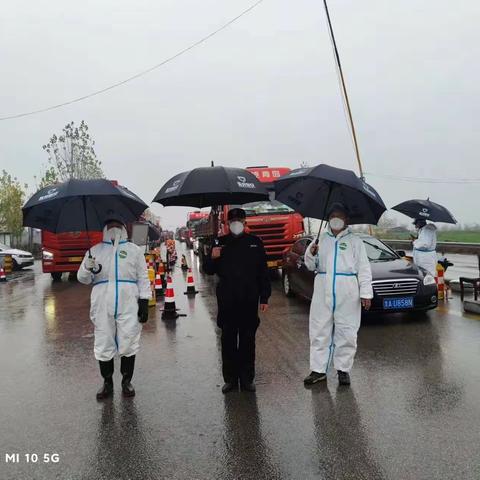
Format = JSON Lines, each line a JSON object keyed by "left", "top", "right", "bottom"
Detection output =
{"left": 382, "top": 239, "right": 480, "bottom": 256}
{"left": 383, "top": 239, "right": 480, "bottom": 276}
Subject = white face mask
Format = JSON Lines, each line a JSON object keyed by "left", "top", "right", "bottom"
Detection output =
{"left": 105, "top": 227, "right": 123, "bottom": 242}
{"left": 329, "top": 217, "right": 345, "bottom": 231}
{"left": 229, "top": 221, "right": 244, "bottom": 236}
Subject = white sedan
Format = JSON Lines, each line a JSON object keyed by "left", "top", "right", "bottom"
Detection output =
{"left": 0, "top": 243, "right": 34, "bottom": 270}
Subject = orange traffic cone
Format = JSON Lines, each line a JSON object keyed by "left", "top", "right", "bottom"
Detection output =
{"left": 154, "top": 269, "right": 164, "bottom": 297}
{"left": 0, "top": 266, "right": 6, "bottom": 282}
{"left": 184, "top": 268, "right": 198, "bottom": 296}
{"left": 162, "top": 275, "right": 179, "bottom": 319}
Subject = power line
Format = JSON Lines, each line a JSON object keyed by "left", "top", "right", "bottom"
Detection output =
{"left": 0, "top": 0, "right": 265, "bottom": 121}
{"left": 367, "top": 172, "right": 480, "bottom": 184}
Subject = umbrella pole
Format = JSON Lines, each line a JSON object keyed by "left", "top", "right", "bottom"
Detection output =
{"left": 82, "top": 197, "right": 92, "bottom": 258}
{"left": 315, "top": 186, "right": 333, "bottom": 245}
{"left": 212, "top": 205, "right": 220, "bottom": 246}
{"left": 82, "top": 196, "right": 102, "bottom": 274}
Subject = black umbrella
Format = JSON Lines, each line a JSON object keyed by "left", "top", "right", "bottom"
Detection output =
{"left": 23, "top": 179, "right": 148, "bottom": 271}
{"left": 392, "top": 198, "right": 457, "bottom": 224}
{"left": 23, "top": 179, "right": 148, "bottom": 233}
{"left": 273, "top": 164, "right": 387, "bottom": 241}
{"left": 152, "top": 166, "right": 269, "bottom": 208}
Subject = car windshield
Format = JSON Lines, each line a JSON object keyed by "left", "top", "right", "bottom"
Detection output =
{"left": 231, "top": 200, "right": 294, "bottom": 216}
{"left": 362, "top": 237, "right": 398, "bottom": 261}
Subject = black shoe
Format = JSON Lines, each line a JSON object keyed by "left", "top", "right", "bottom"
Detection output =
{"left": 122, "top": 381, "right": 136, "bottom": 397}
{"left": 303, "top": 371, "right": 327, "bottom": 385}
{"left": 338, "top": 370, "right": 351, "bottom": 386}
{"left": 96, "top": 381, "right": 113, "bottom": 400}
{"left": 240, "top": 382, "right": 256, "bottom": 392}
{"left": 222, "top": 383, "right": 237, "bottom": 394}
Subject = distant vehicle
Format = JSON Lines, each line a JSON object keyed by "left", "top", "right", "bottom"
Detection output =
{"left": 196, "top": 166, "right": 305, "bottom": 270}
{"left": 186, "top": 211, "right": 209, "bottom": 250}
{"left": 282, "top": 235, "right": 438, "bottom": 313}
{"left": 0, "top": 243, "right": 34, "bottom": 270}
{"left": 175, "top": 227, "right": 188, "bottom": 243}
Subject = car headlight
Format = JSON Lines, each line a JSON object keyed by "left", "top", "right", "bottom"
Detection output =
{"left": 43, "top": 250, "right": 54, "bottom": 260}
{"left": 423, "top": 274, "right": 436, "bottom": 286}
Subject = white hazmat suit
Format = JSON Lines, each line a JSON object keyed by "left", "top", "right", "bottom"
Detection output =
{"left": 78, "top": 226, "right": 151, "bottom": 361}
{"left": 413, "top": 223, "right": 437, "bottom": 277}
{"left": 304, "top": 228, "right": 373, "bottom": 373}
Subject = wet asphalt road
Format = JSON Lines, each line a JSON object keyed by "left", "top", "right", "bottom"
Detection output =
{"left": 1, "top": 251, "right": 480, "bottom": 480}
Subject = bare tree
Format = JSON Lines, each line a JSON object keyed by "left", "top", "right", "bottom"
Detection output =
{"left": 38, "top": 121, "right": 104, "bottom": 187}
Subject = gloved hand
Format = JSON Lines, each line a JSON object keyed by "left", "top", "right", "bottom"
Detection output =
{"left": 85, "top": 257, "right": 98, "bottom": 272}
{"left": 138, "top": 298, "right": 149, "bottom": 323}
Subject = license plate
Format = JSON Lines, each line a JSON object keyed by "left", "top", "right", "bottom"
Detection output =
{"left": 383, "top": 297, "right": 414, "bottom": 309}
{"left": 267, "top": 260, "right": 279, "bottom": 268}
{"left": 68, "top": 256, "right": 83, "bottom": 262}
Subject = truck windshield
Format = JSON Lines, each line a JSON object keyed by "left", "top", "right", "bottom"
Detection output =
{"left": 234, "top": 200, "right": 294, "bottom": 216}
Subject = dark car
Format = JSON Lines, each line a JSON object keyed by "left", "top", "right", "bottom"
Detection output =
{"left": 282, "top": 235, "right": 438, "bottom": 313}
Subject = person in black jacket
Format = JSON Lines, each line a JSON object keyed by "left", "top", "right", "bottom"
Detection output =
{"left": 204, "top": 208, "right": 271, "bottom": 394}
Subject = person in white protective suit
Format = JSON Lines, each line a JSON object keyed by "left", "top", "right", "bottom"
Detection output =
{"left": 411, "top": 219, "right": 437, "bottom": 277}
{"left": 78, "top": 216, "right": 151, "bottom": 399}
{"left": 303, "top": 203, "right": 373, "bottom": 386}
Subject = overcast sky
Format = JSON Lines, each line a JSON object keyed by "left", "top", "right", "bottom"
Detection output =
{"left": 1, "top": 0, "right": 479, "bottom": 229}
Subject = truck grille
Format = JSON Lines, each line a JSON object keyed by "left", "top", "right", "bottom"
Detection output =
{"left": 247, "top": 223, "right": 291, "bottom": 260}
{"left": 248, "top": 223, "right": 286, "bottom": 239}
{"left": 372, "top": 279, "right": 420, "bottom": 297}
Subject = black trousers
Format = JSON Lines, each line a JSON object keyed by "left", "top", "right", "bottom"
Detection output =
{"left": 221, "top": 322, "right": 258, "bottom": 384}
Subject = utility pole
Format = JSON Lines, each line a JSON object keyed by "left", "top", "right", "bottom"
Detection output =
{"left": 323, "top": 0, "right": 373, "bottom": 235}
{"left": 322, "top": 0, "right": 365, "bottom": 179}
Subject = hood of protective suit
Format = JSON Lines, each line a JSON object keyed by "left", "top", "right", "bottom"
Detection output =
{"left": 423, "top": 223, "right": 437, "bottom": 232}
{"left": 327, "top": 225, "right": 351, "bottom": 238}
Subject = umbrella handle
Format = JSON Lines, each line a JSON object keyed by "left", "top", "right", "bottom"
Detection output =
{"left": 91, "top": 264, "right": 102, "bottom": 274}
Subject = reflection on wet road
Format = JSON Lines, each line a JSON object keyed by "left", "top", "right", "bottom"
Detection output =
{"left": 1, "top": 250, "right": 480, "bottom": 479}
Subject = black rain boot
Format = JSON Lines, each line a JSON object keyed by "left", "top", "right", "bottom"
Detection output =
{"left": 97, "top": 359, "right": 114, "bottom": 400}
{"left": 338, "top": 370, "right": 351, "bottom": 386}
{"left": 120, "top": 355, "right": 136, "bottom": 397}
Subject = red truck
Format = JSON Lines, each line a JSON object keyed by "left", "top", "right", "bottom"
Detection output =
{"left": 42, "top": 230, "right": 103, "bottom": 280}
{"left": 196, "top": 166, "right": 304, "bottom": 270}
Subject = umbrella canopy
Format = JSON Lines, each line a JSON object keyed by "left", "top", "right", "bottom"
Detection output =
{"left": 23, "top": 179, "right": 148, "bottom": 233}
{"left": 273, "top": 164, "right": 386, "bottom": 225}
{"left": 152, "top": 166, "right": 269, "bottom": 208}
{"left": 392, "top": 199, "right": 457, "bottom": 224}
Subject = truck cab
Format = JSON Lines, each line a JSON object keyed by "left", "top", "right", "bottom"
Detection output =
{"left": 196, "top": 166, "right": 304, "bottom": 270}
